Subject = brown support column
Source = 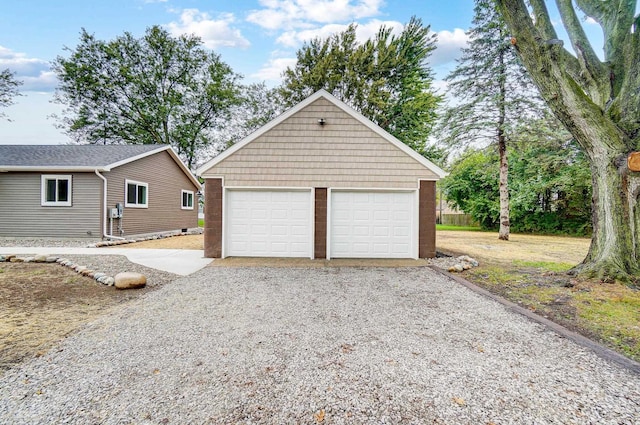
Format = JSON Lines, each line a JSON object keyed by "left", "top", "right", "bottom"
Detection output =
{"left": 204, "top": 178, "right": 223, "bottom": 258}
{"left": 419, "top": 180, "right": 437, "bottom": 258}
{"left": 314, "top": 188, "right": 327, "bottom": 259}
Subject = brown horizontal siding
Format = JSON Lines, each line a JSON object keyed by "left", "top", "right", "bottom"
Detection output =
{"left": 202, "top": 98, "right": 438, "bottom": 188}
{"left": 105, "top": 150, "right": 199, "bottom": 237}
{"left": 0, "top": 173, "right": 101, "bottom": 238}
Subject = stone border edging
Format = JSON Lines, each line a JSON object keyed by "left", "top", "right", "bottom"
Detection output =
{"left": 430, "top": 265, "right": 640, "bottom": 376}
{"left": 0, "top": 254, "right": 115, "bottom": 286}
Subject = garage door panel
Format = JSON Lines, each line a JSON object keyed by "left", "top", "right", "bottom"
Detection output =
{"left": 226, "top": 190, "right": 311, "bottom": 257}
{"left": 373, "top": 226, "right": 389, "bottom": 236}
{"left": 271, "top": 225, "right": 287, "bottom": 236}
{"left": 331, "top": 191, "right": 414, "bottom": 258}
{"left": 290, "top": 210, "right": 308, "bottom": 220}
{"left": 271, "top": 209, "right": 288, "bottom": 219}
{"left": 394, "top": 226, "right": 409, "bottom": 236}
{"left": 291, "top": 225, "right": 307, "bottom": 236}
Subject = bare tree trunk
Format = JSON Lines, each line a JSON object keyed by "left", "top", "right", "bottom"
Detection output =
{"left": 497, "top": 46, "right": 510, "bottom": 241}
{"left": 498, "top": 129, "right": 510, "bottom": 240}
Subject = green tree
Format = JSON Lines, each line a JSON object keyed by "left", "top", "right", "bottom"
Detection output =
{"left": 442, "top": 148, "right": 500, "bottom": 230}
{"left": 509, "top": 116, "right": 592, "bottom": 235}
{"left": 279, "top": 17, "right": 442, "bottom": 161}
{"left": 204, "top": 82, "right": 284, "bottom": 160}
{"left": 443, "top": 119, "right": 592, "bottom": 235}
{"left": 440, "top": 0, "right": 545, "bottom": 240}
{"left": 496, "top": 0, "right": 640, "bottom": 281}
{"left": 233, "top": 82, "right": 282, "bottom": 142}
{"left": 52, "top": 26, "right": 241, "bottom": 169}
{"left": 0, "top": 68, "right": 22, "bottom": 121}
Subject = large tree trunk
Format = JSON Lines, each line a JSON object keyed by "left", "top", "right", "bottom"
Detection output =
{"left": 580, "top": 142, "right": 640, "bottom": 281}
{"left": 497, "top": 0, "right": 640, "bottom": 281}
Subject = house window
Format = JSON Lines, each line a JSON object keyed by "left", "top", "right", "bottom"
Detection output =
{"left": 125, "top": 180, "right": 148, "bottom": 208}
{"left": 181, "top": 190, "right": 194, "bottom": 210}
{"left": 41, "top": 175, "right": 72, "bottom": 206}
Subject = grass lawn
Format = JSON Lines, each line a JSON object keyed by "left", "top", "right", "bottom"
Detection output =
{"left": 437, "top": 228, "right": 640, "bottom": 362}
{"left": 436, "top": 224, "right": 482, "bottom": 232}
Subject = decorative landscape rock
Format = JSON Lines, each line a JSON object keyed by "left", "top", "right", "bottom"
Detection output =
{"left": 0, "top": 252, "right": 121, "bottom": 287}
{"left": 447, "top": 255, "right": 480, "bottom": 273}
{"left": 114, "top": 272, "right": 146, "bottom": 289}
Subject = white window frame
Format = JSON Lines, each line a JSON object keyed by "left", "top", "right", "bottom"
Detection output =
{"left": 41, "top": 174, "right": 72, "bottom": 207}
{"left": 181, "top": 189, "right": 194, "bottom": 210}
{"left": 125, "top": 179, "right": 148, "bottom": 208}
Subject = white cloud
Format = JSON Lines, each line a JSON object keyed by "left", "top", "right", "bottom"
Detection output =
{"left": 0, "top": 45, "right": 55, "bottom": 92}
{"left": 21, "top": 71, "right": 58, "bottom": 93}
{"left": 251, "top": 57, "right": 298, "bottom": 81}
{"left": 431, "top": 28, "right": 468, "bottom": 66}
{"left": 276, "top": 19, "right": 404, "bottom": 47}
{"left": 585, "top": 16, "right": 598, "bottom": 25}
{"left": 247, "top": 0, "right": 384, "bottom": 30}
{"left": 167, "top": 9, "right": 250, "bottom": 49}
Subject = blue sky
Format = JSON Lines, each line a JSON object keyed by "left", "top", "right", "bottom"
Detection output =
{"left": 0, "top": 0, "right": 605, "bottom": 144}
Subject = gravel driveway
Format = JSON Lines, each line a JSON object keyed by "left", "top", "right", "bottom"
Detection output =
{"left": 1, "top": 266, "right": 638, "bottom": 424}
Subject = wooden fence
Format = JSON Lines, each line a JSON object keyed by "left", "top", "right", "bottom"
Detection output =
{"left": 437, "top": 213, "right": 478, "bottom": 227}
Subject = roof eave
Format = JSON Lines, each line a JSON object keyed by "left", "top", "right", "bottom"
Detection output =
{"left": 0, "top": 166, "right": 108, "bottom": 172}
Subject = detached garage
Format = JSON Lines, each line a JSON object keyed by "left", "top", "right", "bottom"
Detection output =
{"left": 196, "top": 90, "right": 446, "bottom": 259}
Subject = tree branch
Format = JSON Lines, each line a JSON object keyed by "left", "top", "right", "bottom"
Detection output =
{"left": 556, "top": 0, "right": 609, "bottom": 104}
{"left": 498, "top": 0, "right": 627, "bottom": 154}
{"left": 528, "top": 0, "right": 558, "bottom": 40}
{"left": 574, "top": 0, "right": 610, "bottom": 24}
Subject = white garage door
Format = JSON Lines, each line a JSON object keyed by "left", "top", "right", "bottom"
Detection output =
{"left": 226, "top": 190, "right": 312, "bottom": 257}
{"left": 330, "top": 191, "right": 415, "bottom": 258}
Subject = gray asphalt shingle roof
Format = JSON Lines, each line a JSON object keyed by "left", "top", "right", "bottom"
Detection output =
{"left": 0, "top": 144, "right": 166, "bottom": 168}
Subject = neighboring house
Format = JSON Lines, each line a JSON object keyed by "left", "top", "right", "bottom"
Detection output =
{"left": 0, "top": 144, "right": 200, "bottom": 239}
{"left": 196, "top": 90, "right": 446, "bottom": 259}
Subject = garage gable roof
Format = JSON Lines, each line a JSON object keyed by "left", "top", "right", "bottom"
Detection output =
{"left": 196, "top": 90, "right": 447, "bottom": 178}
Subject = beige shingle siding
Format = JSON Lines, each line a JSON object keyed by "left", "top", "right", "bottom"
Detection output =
{"left": 0, "top": 173, "right": 101, "bottom": 238}
{"left": 105, "top": 150, "right": 198, "bottom": 236}
{"left": 202, "top": 98, "right": 438, "bottom": 188}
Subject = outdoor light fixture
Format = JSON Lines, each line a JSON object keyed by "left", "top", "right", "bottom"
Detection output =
{"left": 318, "top": 118, "right": 326, "bottom": 126}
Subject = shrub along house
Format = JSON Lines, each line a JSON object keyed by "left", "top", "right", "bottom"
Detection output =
{"left": 196, "top": 90, "right": 446, "bottom": 259}
{"left": 0, "top": 144, "right": 200, "bottom": 239}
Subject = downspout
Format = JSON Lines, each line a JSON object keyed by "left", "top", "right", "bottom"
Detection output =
{"left": 94, "top": 170, "right": 125, "bottom": 240}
